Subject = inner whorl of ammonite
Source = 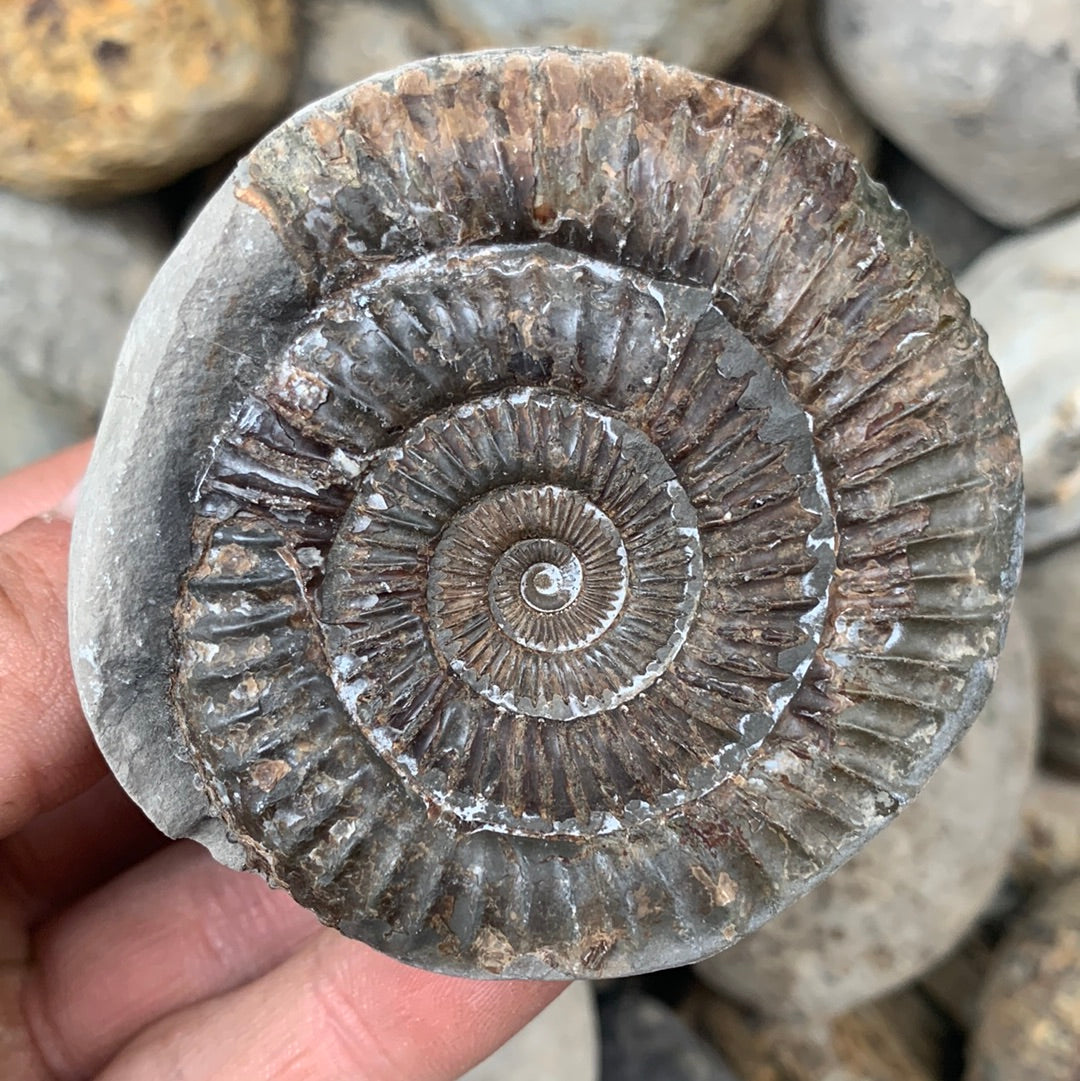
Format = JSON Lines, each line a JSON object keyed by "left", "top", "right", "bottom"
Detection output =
{"left": 323, "top": 390, "right": 703, "bottom": 721}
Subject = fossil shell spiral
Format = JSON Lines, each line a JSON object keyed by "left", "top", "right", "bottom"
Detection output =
{"left": 70, "top": 49, "right": 1023, "bottom": 980}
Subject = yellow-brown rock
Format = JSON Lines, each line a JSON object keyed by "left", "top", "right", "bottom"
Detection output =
{"left": 0, "top": 0, "right": 296, "bottom": 200}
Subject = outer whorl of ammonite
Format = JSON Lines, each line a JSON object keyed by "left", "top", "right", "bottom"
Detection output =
{"left": 70, "top": 49, "right": 1023, "bottom": 980}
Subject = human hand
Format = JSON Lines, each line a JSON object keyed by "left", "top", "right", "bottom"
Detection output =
{"left": 0, "top": 443, "right": 564, "bottom": 1080}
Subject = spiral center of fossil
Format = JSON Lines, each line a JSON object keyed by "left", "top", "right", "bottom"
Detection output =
{"left": 439, "top": 487, "right": 630, "bottom": 663}
{"left": 524, "top": 563, "right": 563, "bottom": 604}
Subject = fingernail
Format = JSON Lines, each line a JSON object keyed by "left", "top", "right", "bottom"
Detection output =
{"left": 51, "top": 479, "right": 83, "bottom": 522}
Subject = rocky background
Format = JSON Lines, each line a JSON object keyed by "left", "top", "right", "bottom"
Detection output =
{"left": 1, "top": 1, "right": 1078, "bottom": 1078}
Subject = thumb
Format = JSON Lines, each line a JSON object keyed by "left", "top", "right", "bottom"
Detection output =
{"left": 0, "top": 442, "right": 100, "bottom": 838}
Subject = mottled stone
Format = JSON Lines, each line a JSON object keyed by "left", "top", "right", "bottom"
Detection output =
{"left": 822, "top": 0, "right": 1080, "bottom": 227}
{"left": 877, "top": 144, "right": 1007, "bottom": 275}
{"left": 427, "top": 0, "right": 783, "bottom": 73}
{"left": 732, "top": 0, "right": 877, "bottom": 166}
{"left": 462, "top": 982, "right": 599, "bottom": 1081}
{"left": 294, "top": 1, "right": 454, "bottom": 107}
{"left": 685, "top": 984, "right": 951, "bottom": 1081}
{"left": 0, "top": 0, "right": 297, "bottom": 200}
{"left": 1012, "top": 772, "right": 1080, "bottom": 884}
{"left": 600, "top": 989, "right": 739, "bottom": 1081}
{"left": 695, "top": 614, "right": 1039, "bottom": 1017}
{"left": 960, "top": 213, "right": 1080, "bottom": 556}
{"left": 965, "top": 876, "right": 1080, "bottom": 1081}
{"left": 0, "top": 189, "right": 168, "bottom": 470}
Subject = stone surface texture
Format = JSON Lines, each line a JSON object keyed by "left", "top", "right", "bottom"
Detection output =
{"left": 428, "top": 0, "right": 783, "bottom": 73}
{"left": 461, "top": 981, "right": 598, "bottom": 1081}
{"left": 0, "top": 189, "right": 167, "bottom": 470}
{"left": 295, "top": 0, "right": 454, "bottom": 107}
{"left": 0, "top": 0, "right": 296, "bottom": 200}
{"left": 695, "top": 613, "right": 1039, "bottom": 1017}
{"left": 822, "top": 0, "right": 1080, "bottom": 227}
{"left": 732, "top": 0, "right": 876, "bottom": 166}
{"left": 600, "top": 990, "right": 739, "bottom": 1081}
{"left": 70, "top": 51, "right": 1022, "bottom": 981}
{"left": 960, "top": 212, "right": 1080, "bottom": 555}
{"left": 965, "top": 876, "right": 1080, "bottom": 1081}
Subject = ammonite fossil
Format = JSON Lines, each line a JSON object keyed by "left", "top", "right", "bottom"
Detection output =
{"left": 70, "top": 49, "right": 1023, "bottom": 980}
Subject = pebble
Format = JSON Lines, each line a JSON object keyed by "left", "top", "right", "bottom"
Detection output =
{"left": 960, "top": 212, "right": 1080, "bottom": 776}
{"left": 732, "top": 0, "right": 877, "bottom": 166}
{"left": 295, "top": 1, "right": 454, "bottom": 108}
{"left": 1015, "top": 549, "right": 1080, "bottom": 776}
{"left": 0, "top": 190, "right": 168, "bottom": 471}
{"left": 461, "top": 981, "right": 599, "bottom": 1081}
{"left": 1012, "top": 771, "right": 1080, "bottom": 885}
{"left": 821, "top": 0, "right": 1080, "bottom": 227}
{"left": 685, "top": 983, "right": 950, "bottom": 1081}
{"left": 964, "top": 876, "right": 1080, "bottom": 1081}
{"left": 694, "top": 614, "right": 1039, "bottom": 1018}
{"left": 959, "top": 212, "right": 1080, "bottom": 556}
{"left": 600, "top": 988, "right": 740, "bottom": 1081}
{"left": 426, "top": 0, "right": 783, "bottom": 74}
{"left": 0, "top": 0, "right": 296, "bottom": 200}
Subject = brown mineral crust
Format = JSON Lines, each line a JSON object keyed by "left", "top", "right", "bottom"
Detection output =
{"left": 0, "top": 0, "right": 296, "bottom": 200}
{"left": 965, "top": 876, "right": 1080, "bottom": 1081}
{"left": 159, "top": 51, "right": 1022, "bottom": 979}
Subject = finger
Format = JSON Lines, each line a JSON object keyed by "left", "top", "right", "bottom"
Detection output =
{"left": 0, "top": 774, "right": 165, "bottom": 927}
{"left": 0, "top": 513, "right": 104, "bottom": 839}
{"left": 22, "top": 841, "right": 320, "bottom": 1080}
{"left": 97, "top": 930, "right": 566, "bottom": 1081}
{"left": 0, "top": 440, "right": 91, "bottom": 535}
